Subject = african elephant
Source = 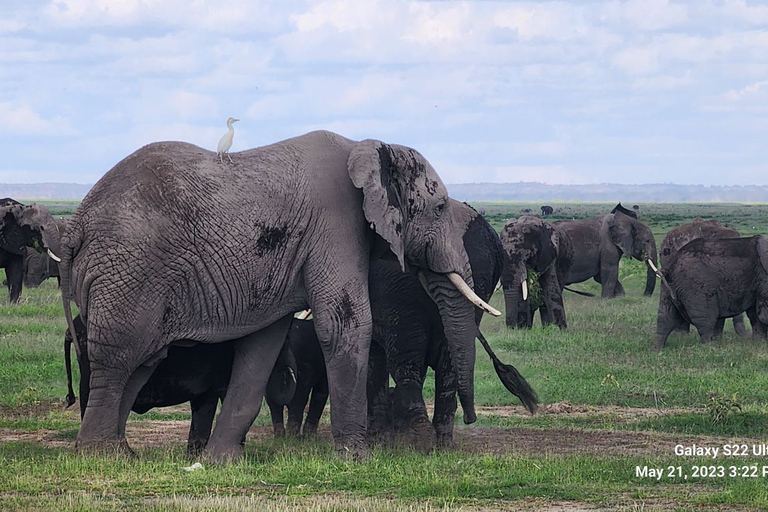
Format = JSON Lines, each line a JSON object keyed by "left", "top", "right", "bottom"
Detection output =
{"left": 0, "top": 199, "right": 62, "bottom": 303}
{"left": 540, "top": 205, "right": 553, "bottom": 216}
{"left": 66, "top": 313, "right": 299, "bottom": 454}
{"left": 267, "top": 318, "right": 328, "bottom": 438}
{"left": 366, "top": 201, "right": 538, "bottom": 450}
{"left": 657, "top": 218, "right": 748, "bottom": 340}
{"left": 500, "top": 216, "right": 572, "bottom": 329}
{"left": 24, "top": 246, "right": 62, "bottom": 288}
{"left": 60, "top": 130, "right": 498, "bottom": 463}
{"left": 654, "top": 236, "right": 768, "bottom": 349}
{"left": 552, "top": 204, "right": 658, "bottom": 299}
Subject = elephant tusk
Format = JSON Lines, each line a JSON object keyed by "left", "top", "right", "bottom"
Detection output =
{"left": 522, "top": 279, "right": 528, "bottom": 302}
{"left": 296, "top": 309, "right": 312, "bottom": 320}
{"left": 646, "top": 258, "right": 661, "bottom": 277}
{"left": 494, "top": 280, "right": 502, "bottom": 293}
{"left": 447, "top": 273, "right": 502, "bottom": 317}
{"left": 47, "top": 249, "right": 62, "bottom": 262}
{"left": 288, "top": 366, "right": 296, "bottom": 384}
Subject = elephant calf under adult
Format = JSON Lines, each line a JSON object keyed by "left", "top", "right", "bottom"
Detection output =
{"left": 66, "top": 314, "right": 299, "bottom": 454}
{"left": 654, "top": 236, "right": 768, "bottom": 349}
{"left": 500, "top": 216, "right": 573, "bottom": 329}
{"left": 552, "top": 204, "right": 658, "bottom": 299}
{"left": 658, "top": 218, "right": 748, "bottom": 340}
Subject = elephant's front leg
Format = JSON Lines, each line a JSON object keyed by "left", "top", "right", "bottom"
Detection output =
{"left": 599, "top": 249, "right": 623, "bottom": 298}
{"left": 366, "top": 341, "right": 392, "bottom": 442}
{"left": 390, "top": 364, "right": 433, "bottom": 452}
{"left": 188, "top": 392, "right": 220, "bottom": 454}
{"left": 204, "top": 315, "right": 294, "bottom": 464}
{"left": 6, "top": 257, "right": 24, "bottom": 303}
{"left": 432, "top": 346, "right": 458, "bottom": 449}
{"left": 307, "top": 269, "right": 373, "bottom": 460}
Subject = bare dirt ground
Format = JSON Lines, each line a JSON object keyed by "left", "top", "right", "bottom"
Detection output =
{"left": 0, "top": 400, "right": 757, "bottom": 459}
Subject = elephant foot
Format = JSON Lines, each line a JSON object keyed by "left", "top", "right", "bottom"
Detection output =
{"left": 286, "top": 421, "right": 301, "bottom": 437}
{"left": 302, "top": 422, "right": 319, "bottom": 438}
{"left": 186, "top": 439, "right": 208, "bottom": 456}
{"left": 335, "top": 435, "right": 371, "bottom": 462}
{"left": 396, "top": 416, "right": 436, "bottom": 453}
{"left": 272, "top": 425, "right": 286, "bottom": 438}
{"left": 435, "top": 432, "right": 456, "bottom": 450}
{"left": 76, "top": 437, "right": 136, "bottom": 458}
{"left": 202, "top": 442, "right": 244, "bottom": 465}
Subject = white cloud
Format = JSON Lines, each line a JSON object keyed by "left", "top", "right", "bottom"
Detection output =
{"left": 612, "top": 46, "right": 660, "bottom": 75}
{"left": 601, "top": 0, "right": 688, "bottom": 31}
{"left": 0, "top": 102, "right": 77, "bottom": 136}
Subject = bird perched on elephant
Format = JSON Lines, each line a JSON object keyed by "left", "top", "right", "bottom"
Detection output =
{"left": 59, "top": 130, "right": 499, "bottom": 463}
{"left": 65, "top": 313, "right": 299, "bottom": 454}
{"left": 366, "top": 200, "right": 538, "bottom": 451}
{"left": 656, "top": 218, "right": 748, "bottom": 341}
{"left": 0, "top": 198, "right": 62, "bottom": 303}
{"left": 552, "top": 203, "right": 658, "bottom": 299}
{"left": 654, "top": 236, "right": 768, "bottom": 349}
{"left": 500, "top": 216, "right": 574, "bottom": 329}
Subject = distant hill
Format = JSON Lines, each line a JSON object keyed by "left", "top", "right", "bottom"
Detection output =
{"left": 447, "top": 182, "right": 768, "bottom": 203}
{"left": 0, "top": 183, "right": 93, "bottom": 200}
{"left": 3, "top": 182, "right": 768, "bottom": 203}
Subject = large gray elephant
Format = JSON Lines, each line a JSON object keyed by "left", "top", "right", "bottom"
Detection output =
{"left": 654, "top": 236, "right": 768, "bottom": 348}
{"left": 60, "top": 130, "right": 499, "bottom": 463}
{"left": 0, "top": 198, "right": 63, "bottom": 303}
{"left": 500, "top": 216, "right": 572, "bottom": 329}
{"left": 366, "top": 201, "right": 538, "bottom": 451}
{"left": 657, "top": 218, "right": 747, "bottom": 341}
{"left": 552, "top": 204, "right": 658, "bottom": 299}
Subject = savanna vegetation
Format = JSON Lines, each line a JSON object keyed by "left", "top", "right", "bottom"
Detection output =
{"left": 2, "top": 201, "right": 768, "bottom": 511}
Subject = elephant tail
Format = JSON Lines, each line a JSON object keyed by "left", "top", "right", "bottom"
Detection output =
{"left": 59, "top": 221, "right": 81, "bottom": 407}
{"left": 563, "top": 286, "right": 596, "bottom": 297}
{"left": 476, "top": 329, "right": 538, "bottom": 415}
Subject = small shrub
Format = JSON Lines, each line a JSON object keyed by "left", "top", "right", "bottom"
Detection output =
{"left": 706, "top": 392, "right": 742, "bottom": 425}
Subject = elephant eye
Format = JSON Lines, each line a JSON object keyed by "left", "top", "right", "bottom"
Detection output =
{"left": 435, "top": 201, "right": 447, "bottom": 218}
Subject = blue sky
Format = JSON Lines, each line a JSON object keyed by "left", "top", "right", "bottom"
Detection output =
{"left": 2, "top": 0, "right": 767, "bottom": 186}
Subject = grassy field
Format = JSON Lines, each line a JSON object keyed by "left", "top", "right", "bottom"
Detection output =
{"left": 2, "top": 202, "right": 768, "bottom": 511}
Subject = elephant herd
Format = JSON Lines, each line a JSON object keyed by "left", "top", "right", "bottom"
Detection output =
{"left": 2, "top": 130, "right": 764, "bottom": 465}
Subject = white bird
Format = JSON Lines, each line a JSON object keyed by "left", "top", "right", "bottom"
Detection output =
{"left": 217, "top": 117, "right": 239, "bottom": 164}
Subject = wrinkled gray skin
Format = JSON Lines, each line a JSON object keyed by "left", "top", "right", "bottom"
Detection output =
{"left": 500, "top": 216, "right": 572, "bottom": 329}
{"left": 366, "top": 200, "right": 503, "bottom": 451}
{"left": 0, "top": 198, "right": 63, "bottom": 303}
{"left": 655, "top": 236, "right": 768, "bottom": 349}
{"left": 553, "top": 208, "right": 657, "bottom": 299}
{"left": 67, "top": 313, "right": 298, "bottom": 455}
{"left": 657, "top": 218, "right": 748, "bottom": 342}
{"left": 60, "top": 130, "right": 478, "bottom": 463}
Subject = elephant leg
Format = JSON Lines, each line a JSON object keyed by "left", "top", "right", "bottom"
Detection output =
{"left": 286, "top": 366, "right": 314, "bottom": 436}
{"left": 615, "top": 280, "right": 625, "bottom": 297}
{"left": 599, "top": 252, "right": 622, "bottom": 298}
{"left": 266, "top": 396, "right": 286, "bottom": 438}
{"left": 690, "top": 307, "right": 719, "bottom": 342}
{"left": 432, "top": 347, "right": 457, "bottom": 450}
{"left": 751, "top": 303, "right": 768, "bottom": 340}
{"left": 654, "top": 287, "right": 686, "bottom": 349}
{"left": 391, "top": 371, "right": 434, "bottom": 452}
{"left": 117, "top": 362, "right": 159, "bottom": 441}
{"left": 732, "top": 314, "right": 749, "bottom": 337}
{"left": 303, "top": 377, "right": 329, "bottom": 436}
{"left": 188, "top": 392, "right": 219, "bottom": 454}
{"left": 305, "top": 262, "right": 372, "bottom": 459}
{"left": 204, "top": 315, "right": 293, "bottom": 464}
{"left": 366, "top": 341, "right": 391, "bottom": 442}
{"left": 6, "top": 257, "right": 23, "bottom": 303}
{"left": 713, "top": 318, "right": 726, "bottom": 337}
{"left": 540, "top": 271, "right": 566, "bottom": 329}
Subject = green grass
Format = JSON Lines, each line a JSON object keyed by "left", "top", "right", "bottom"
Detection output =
{"left": 4, "top": 202, "right": 768, "bottom": 510}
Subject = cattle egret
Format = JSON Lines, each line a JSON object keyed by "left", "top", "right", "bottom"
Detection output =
{"left": 217, "top": 117, "right": 239, "bottom": 163}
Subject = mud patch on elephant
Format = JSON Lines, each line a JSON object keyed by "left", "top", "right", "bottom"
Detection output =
{"left": 256, "top": 225, "right": 289, "bottom": 256}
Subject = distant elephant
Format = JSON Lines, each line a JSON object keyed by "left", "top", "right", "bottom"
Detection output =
{"left": 520, "top": 208, "right": 533, "bottom": 215}
{"left": 500, "top": 216, "right": 572, "bottom": 329}
{"left": 654, "top": 236, "right": 768, "bottom": 349}
{"left": 66, "top": 313, "right": 298, "bottom": 454}
{"left": 632, "top": 205, "right": 640, "bottom": 212}
{"left": 552, "top": 203, "right": 658, "bottom": 298}
{"left": 658, "top": 218, "right": 747, "bottom": 340}
{"left": 267, "top": 318, "right": 328, "bottom": 438}
{"left": 367, "top": 200, "right": 538, "bottom": 450}
{"left": 0, "top": 198, "right": 63, "bottom": 303}
{"left": 540, "top": 205, "right": 553, "bottom": 216}
{"left": 60, "top": 130, "right": 498, "bottom": 462}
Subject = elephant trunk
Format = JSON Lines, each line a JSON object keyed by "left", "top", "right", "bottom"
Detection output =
{"left": 643, "top": 237, "right": 658, "bottom": 297}
{"left": 421, "top": 271, "right": 477, "bottom": 424}
{"left": 501, "top": 258, "right": 529, "bottom": 328}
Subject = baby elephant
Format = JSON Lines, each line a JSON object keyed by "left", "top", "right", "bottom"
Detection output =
{"left": 655, "top": 235, "right": 768, "bottom": 349}
{"left": 65, "top": 314, "right": 298, "bottom": 454}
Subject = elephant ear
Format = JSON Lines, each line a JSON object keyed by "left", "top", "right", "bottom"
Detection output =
{"left": 10, "top": 203, "right": 61, "bottom": 255}
{"left": 534, "top": 225, "right": 559, "bottom": 272}
{"left": 0, "top": 204, "right": 27, "bottom": 254}
{"left": 348, "top": 139, "right": 407, "bottom": 269}
{"left": 757, "top": 236, "right": 768, "bottom": 273}
{"left": 607, "top": 214, "right": 635, "bottom": 256}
